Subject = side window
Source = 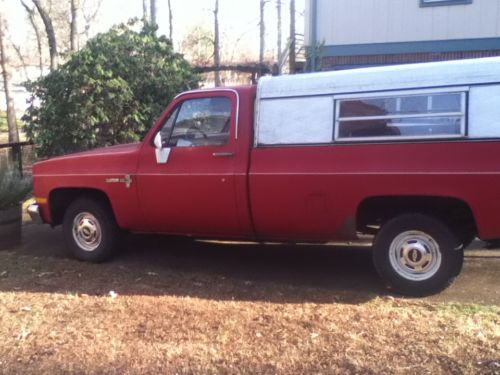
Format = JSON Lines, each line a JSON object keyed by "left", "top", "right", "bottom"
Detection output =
{"left": 335, "top": 91, "right": 466, "bottom": 141}
{"left": 159, "top": 106, "right": 179, "bottom": 147}
{"left": 161, "top": 97, "right": 231, "bottom": 147}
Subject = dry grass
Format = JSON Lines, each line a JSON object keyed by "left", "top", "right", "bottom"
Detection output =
{"left": 0, "top": 291, "right": 498, "bottom": 374}
{"left": 0, "top": 237, "right": 499, "bottom": 375}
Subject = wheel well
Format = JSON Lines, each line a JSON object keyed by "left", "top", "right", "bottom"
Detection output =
{"left": 49, "top": 188, "right": 113, "bottom": 226}
{"left": 356, "top": 196, "right": 477, "bottom": 241}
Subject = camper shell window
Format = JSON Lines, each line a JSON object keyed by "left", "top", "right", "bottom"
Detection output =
{"left": 334, "top": 89, "right": 467, "bottom": 142}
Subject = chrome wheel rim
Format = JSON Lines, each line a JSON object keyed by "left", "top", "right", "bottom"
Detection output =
{"left": 389, "top": 230, "right": 442, "bottom": 281}
{"left": 72, "top": 212, "right": 102, "bottom": 252}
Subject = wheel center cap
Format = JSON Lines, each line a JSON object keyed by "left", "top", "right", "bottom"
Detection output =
{"left": 402, "top": 242, "right": 429, "bottom": 267}
{"left": 409, "top": 248, "right": 422, "bottom": 263}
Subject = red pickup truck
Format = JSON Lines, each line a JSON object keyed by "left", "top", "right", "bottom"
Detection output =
{"left": 29, "top": 57, "right": 500, "bottom": 296}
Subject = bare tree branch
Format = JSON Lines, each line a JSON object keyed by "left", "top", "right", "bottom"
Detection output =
{"left": 6, "top": 36, "right": 29, "bottom": 81}
{"left": 82, "top": 0, "right": 103, "bottom": 36}
{"left": 20, "top": 0, "right": 44, "bottom": 76}
{"left": 32, "top": 0, "right": 58, "bottom": 71}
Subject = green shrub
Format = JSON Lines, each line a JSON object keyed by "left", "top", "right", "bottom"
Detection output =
{"left": 23, "top": 22, "right": 199, "bottom": 157}
{"left": 0, "top": 168, "right": 32, "bottom": 209}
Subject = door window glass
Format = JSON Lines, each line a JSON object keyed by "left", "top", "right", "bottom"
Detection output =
{"left": 165, "top": 97, "right": 231, "bottom": 147}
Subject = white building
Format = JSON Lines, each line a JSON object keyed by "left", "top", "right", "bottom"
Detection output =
{"left": 305, "top": 0, "right": 500, "bottom": 70}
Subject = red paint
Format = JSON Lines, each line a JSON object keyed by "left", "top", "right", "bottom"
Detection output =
{"left": 32, "top": 85, "right": 500, "bottom": 241}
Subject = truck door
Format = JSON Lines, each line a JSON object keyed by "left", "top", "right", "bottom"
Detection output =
{"left": 136, "top": 91, "right": 244, "bottom": 236}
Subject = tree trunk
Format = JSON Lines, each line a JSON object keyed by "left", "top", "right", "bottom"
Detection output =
{"left": 259, "top": 0, "right": 265, "bottom": 68}
{"left": 142, "top": 0, "right": 148, "bottom": 24}
{"left": 150, "top": 0, "right": 157, "bottom": 28}
{"left": 289, "top": 0, "right": 296, "bottom": 74}
{"left": 32, "top": 0, "right": 58, "bottom": 71}
{"left": 213, "top": 0, "right": 221, "bottom": 87}
{"left": 276, "top": 0, "right": 282, "bottom": 74}
{"left": 70, "top": 0, "right": 78, "bottom": 51}
{"left": 21, "top": 1, "right": 44, "bottom": 76}
{"left": 0, "top": 14, "right": 20, "bottom": 145}
{"left": 168, "top": 0, "right": 173, "bottom": 42}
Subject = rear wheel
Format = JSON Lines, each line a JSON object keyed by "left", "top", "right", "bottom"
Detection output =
{"left": 63, "top": 198, "right": 121, "bottom": 262}
{"left": 373, "top": 214, "right": 463, "bottom": 296}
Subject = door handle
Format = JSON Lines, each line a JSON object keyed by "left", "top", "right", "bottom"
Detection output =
{"left": 212, "top": 152, "right": 235, "bottom": 158}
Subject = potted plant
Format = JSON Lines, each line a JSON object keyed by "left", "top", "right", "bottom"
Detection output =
{"left": 0, "top": 168, "right": 32, "bottom": 250}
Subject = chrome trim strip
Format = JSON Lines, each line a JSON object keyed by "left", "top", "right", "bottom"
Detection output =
{"left": 338, "top": 112, "right": 464, "bottom": 122}
{"left": 249, "top": 171, "right": 500, "bottom": 176}
{"left": 37, "top": 173, "right": 247, "bottom": 177}
{"left": 332, "top": 86, "right": 469, "bottom": 100}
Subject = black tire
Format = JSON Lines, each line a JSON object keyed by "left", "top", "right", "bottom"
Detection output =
{"left": 62, "top": 197, "right": 121, "bottom": 262}
{"left": 372, "top": 213, "right": 463, "bottom": 297}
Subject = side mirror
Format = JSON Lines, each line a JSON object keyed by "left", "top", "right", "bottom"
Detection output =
{"left": 154, "top": 132, "right": 163, "bottom": 149}
{"left": 154, "top": 132, "right": 171, "bottom": 164}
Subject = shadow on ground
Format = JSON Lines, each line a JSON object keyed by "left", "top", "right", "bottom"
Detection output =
{"left": 1, "top": 223, "right": 499, "bottom": 305}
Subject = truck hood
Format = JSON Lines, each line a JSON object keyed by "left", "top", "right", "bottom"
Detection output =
{"left": 33, "top": 143, "right": 142, "bottom": 176}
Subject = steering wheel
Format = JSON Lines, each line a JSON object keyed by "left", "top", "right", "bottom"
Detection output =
{"left": 188, "top": 126, "right": 208, "bottom": 139}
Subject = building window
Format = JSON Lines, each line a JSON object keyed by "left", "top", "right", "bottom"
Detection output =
{"left": 420, "top": 0, "right": 472, "bottom": 7}
{"left": 334, "top": 89, "right": 467, "bottom": 142}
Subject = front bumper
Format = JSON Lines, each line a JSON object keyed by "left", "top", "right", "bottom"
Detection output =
{"left": 27, "top": 204, "right": 43, "bottom": 224}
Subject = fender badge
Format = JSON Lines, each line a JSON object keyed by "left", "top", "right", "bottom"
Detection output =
{"left": 105, "top": 175, "right": 132, "bottom": 188}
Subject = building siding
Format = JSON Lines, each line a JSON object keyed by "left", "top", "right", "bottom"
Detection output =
{"left": 306, "top": 0, "right": 500, "bottom": 46}
{"left": 305, "top": 0, "right": 500, "bottom": 71}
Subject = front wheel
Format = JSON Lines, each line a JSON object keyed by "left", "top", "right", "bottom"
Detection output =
{"left": 373, "top": 214, "right": 463, "bottom": 296}
{"left": 63, "top": 198, "right": 121, "bottom": 262}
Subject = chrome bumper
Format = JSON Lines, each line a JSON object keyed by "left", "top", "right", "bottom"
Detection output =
{"left": 27, "top": 204, "right": 43, "bottom": 224}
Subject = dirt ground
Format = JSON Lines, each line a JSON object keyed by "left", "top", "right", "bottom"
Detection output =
{"left": 14, "top": 223, "right": 500, "bottom": 305}
{"left": 0, "top": 222, "right": 498, "bottom": 374}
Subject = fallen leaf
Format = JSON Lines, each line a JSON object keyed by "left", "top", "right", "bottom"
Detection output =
{"left": 17, "top": 329, "right": 31, "bottom": 340}
{"left": 109, "top": 291, "right": 118, "bottom": 299}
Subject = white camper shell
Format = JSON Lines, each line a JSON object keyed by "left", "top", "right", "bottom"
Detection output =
{"left": 255, "top": 57, "right": 500, "bottom": 145}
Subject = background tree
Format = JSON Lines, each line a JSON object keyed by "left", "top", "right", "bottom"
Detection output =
{"left": 20, "top": 1, "right": 44, "bottom": 75}
{"left": 276, "top": 0, "right": 282, "bottom": 74}
{"left": 259, "top": 0, "right": 266, "bottom": 68}
{"left": 289, "top": 0, "right": 295, "bottom": 74}
{"left": 0, "top": 12, "right": 20, "bottom": 145}
{"left": 142, "top": 0, "right": 148, "bottom": 24}
{"left": 181, "top": 26, "right": 214, "bottom": 66}
{"left": 70, "top": 0, "right": 79, "bottom": 51}
{"left": 32, "top": 0, "right": 58, "bottom": 71}
{"left": 213, "top": 0, "right": 221, "bottom": 86}
{"left": 167, "top": 0, "right": 173, "bottom": 42}
{"left": 23, "top": 22, "right": 199, "bottom": 157}
{"left": 150, "top": 0, "right": 157, "bottom": 28}
{"left": 81, "top": 0, "right": 103, "bottom": 38}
